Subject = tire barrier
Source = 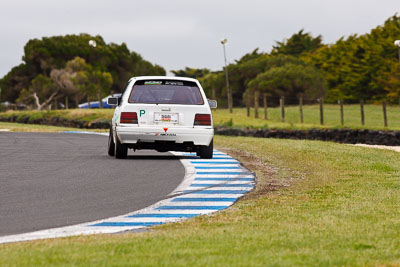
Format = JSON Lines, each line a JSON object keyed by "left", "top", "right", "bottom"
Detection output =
{"left": 215, "top": 127, "right": 400, "bottom": 146}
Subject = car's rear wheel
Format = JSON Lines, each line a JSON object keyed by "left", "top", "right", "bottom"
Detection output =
{"left": 198, "top": 139, "right": 213, "bottom": 159}
{"left": 115, "top": 135, "right": 128, "bottom": 159}
{"left": 108, "top": 128, "right": 115, "bottom": 156}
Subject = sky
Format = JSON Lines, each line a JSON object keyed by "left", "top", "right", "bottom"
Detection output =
{"left": 0, "top": 0, "right": 399, "bottom": 77}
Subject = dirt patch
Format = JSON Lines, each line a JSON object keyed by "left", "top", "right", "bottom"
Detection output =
{"left": 217, "top": 147, "right": 295, "bottom": 200}
{"left": 354, "top": 144, "right": 400, "bottom": 152}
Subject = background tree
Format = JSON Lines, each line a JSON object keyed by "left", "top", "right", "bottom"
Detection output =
{"left": 17, "top": 74, "right": 58, "bottom": 110}
{"left": 3, "top": 14, "right": 400, "bottom": 108}
{"left": 72, "top": 58, "right": 113, "bottom": 108}
{"left": 0, "top": 64, "right": 30, "bottom": 103}
{"left": 0, "top": 34, "right": 165, "bottom": 105}
{"left": 248, "top": 63, "right": 325, "bottom": 102}
{"left": 92, "top": 70, "right": 113, "bottom": 108}
{"left": 62, "top": 57, "right": 88, "bottom": 107}
{"left": 171, "top": 67, "right": 210, "bottom": 79}
{"left": 198, "top": 54, "right": 324, "bottom": 105}
{"left": 309, "top": 15, "right": 400, "bottom": 103}
{"left": 198, "top": 72, "right": 224, "bottom": 101}
{"left": 272, "top": 29, "right": 323, "bottom": 56}
{"left": 50, "top": 68, "right": 76, "bottom": 109}
{"left": 378, "top": 59, "right": 400, "bottom": 101}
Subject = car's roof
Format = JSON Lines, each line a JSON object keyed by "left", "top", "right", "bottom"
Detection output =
{"left": 130, "top": 76, "right": 198, "bottom": 83}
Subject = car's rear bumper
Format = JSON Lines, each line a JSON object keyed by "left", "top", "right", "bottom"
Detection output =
{"left": 115, "top": 126, "right": 213, "bottom": 146}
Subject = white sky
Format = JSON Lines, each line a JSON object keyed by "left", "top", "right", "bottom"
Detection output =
{"left": 0, "top": 0, "right": 399, "bottom": 77}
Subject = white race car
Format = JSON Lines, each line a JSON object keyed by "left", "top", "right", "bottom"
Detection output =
{"left": 107, "top": 76, "right": 217, "bottom": 159}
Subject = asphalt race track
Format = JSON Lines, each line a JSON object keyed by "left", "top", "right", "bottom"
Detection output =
{"left": 0, "top": 132, "right": 184, "bottom": 236}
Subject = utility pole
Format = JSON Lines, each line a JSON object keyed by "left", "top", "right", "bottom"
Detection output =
{"left": 88, "top": 40, "right": 97, "bottom": 109}
{"left": 221, "top": 38, "right": 232, "bottom": 113}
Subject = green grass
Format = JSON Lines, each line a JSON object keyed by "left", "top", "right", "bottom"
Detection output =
{"left": 0, "top": 109, "right": 112, "bottom": 123}
{"left": 0, "top": 134, "right": 399, "bottom": 266}
{"left": 213, "top": 104, "right": 400, "bottom": 130}
{"left": 1, "top": 104, "right": 399, "bottom": 130}
{"left": 0, "top": 122, "right": 106, "bottom": 132}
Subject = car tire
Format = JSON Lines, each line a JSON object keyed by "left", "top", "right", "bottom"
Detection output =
{"left": 198, "top": 139, "right": 213, "bottom": 159}
{"left": 115, "top": 135, "right": 128, "bottom": 159}
{"left": 108, "top": 128, "right": 115, "bottom": 156}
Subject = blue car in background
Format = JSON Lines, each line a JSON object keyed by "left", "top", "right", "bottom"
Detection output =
{"left": 79, "top": 94, "right": 121, "bottom": 109}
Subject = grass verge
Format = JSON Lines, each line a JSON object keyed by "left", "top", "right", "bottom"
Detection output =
{"left": 0, "top": 109, "right": 112, "bottom": 123}
{"left": 1, "top": 104, "right": 400, "bottom": 130}
{"left": 0, "top": 132, "right": 399, "bottom": 266}
{"left": 0, "top": 122, "right": 106, "bottom": 132}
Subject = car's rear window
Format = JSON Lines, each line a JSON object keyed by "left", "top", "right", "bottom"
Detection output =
{"left": 128, "top": 80, "right": 204, "bottom": 105}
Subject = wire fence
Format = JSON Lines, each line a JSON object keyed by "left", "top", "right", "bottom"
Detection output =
{"left": 241, "top": 93, "right": 398, "bottom": 128}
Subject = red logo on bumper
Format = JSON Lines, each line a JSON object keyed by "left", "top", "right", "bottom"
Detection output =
{"left": 163, "top": 128, "right": 168, "bottom": 132}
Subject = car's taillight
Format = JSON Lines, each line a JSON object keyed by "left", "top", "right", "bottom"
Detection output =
{"left": 194, "top": 114, "right": 212, "bottom": 126}
{"left": 120, "top": 112, "right": 138, "bottom": 124}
